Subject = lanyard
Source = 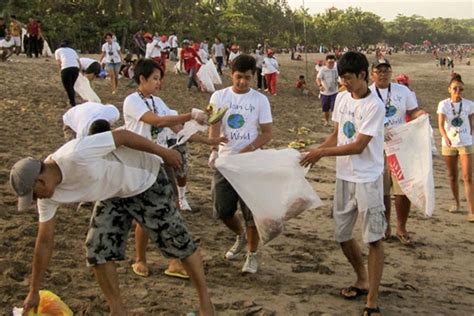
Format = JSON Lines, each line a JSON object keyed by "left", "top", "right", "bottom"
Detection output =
{"left": 137, "top": 90, "right": 156, "bottom": 113}
{"left": 450, "top": 100, "right": 462, "bottom": 118}
{"left": 375, "top": 84, "right": 391, "bottom": 111}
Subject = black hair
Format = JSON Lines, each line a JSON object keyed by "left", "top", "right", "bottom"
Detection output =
{"left": 104, "top": 32, "right": 113, "bottom": 39}
{"left": 88, "top": 119, "right": 111, "bottom": 135}
{"left": 449, "top": 73, "right": 463, "bottom": 86}
{"left": 60, "top": 39, "right": 70, "bottom": 48}
{"left": 337, "top": 51, "right": 369, "bottom": 82}
{"left": 326, "top": 54, "right": 336, "bottom": 60}
{"left": 231, "top": 54, "right": 257, "bottom": 74}
{"left": 10, "top": 15, "right": 16, "bottom": 19}
{"left": 299, "top": 75, "right": 305, "bottom": 79}
{"left": 133, "top": 58, "right": 164, "bottom": 84}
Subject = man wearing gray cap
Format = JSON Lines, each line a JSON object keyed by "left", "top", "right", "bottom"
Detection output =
{"left": 10, "top": 130, "right": 214, "bottom": 316}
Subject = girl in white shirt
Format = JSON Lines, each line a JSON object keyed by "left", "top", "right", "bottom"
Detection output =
{"left": 437, "top": 73, "right": 474, "bottom": 220}
{"left": 98, "top": 32, "right": 122, "bottom": 94}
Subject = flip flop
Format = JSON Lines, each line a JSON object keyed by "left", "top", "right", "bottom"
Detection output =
{"left": 164, "top": 269, "right": 190, "bottom": 279}
{"left": 340, "top": 286, "right": 368, "bottom": 300}
{"left": 131, "top": 262, "right": 150, "bottom": 277}
{"left": 396, "top": 233, "right": 412, "bottom": 245}
{"left": 362, "top": 306, "right": 381, "bottom": 316}
{"left": 448, "top": 205, "right": 460, "bottom": 213}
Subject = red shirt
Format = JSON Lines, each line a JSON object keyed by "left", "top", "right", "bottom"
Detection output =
{"left": 180, "top": 47, "right": 198, "bottom": 72}
{"left": 27, "top": 22, "right": 39, "bottom": 36}
{"left": 296, "top": 80, "right": 306, "bottom": 89}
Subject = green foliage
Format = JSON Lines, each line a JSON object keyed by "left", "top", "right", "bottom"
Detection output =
{"left": 3, "top": 0, "right": 473, "bottom": 52}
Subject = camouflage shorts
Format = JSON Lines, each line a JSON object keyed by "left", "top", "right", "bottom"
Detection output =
{"left": 85, "top": 168, "right": 197, "bottom": 266}
{"left": 166, "top": 140, "right": 189, "bottom": 178}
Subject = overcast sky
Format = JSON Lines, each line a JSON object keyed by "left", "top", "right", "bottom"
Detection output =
{"left": 287, "top": 0, "right": 474, "bottom": 20}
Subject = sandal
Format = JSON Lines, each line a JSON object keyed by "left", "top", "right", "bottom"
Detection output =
{"left": 362, "top": 306, "right": 381, "bottom": 316}
{"left": 164, "top": 269, "right": 190, "bottom": 279}
{"left": 340, "top": 286, "right": 368, "bottom": 300}
{"left": 448, "top": 205, "right": 460, "bottom": 213}
{"left": 131, "top": 261, "right": 150, "bottom": 277}
{"left": 395, "top": 233, "right": 412, "bottom": 245}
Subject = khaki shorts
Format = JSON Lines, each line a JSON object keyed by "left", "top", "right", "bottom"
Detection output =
{"left": 333, "top": 176, "right": 386, "bottom": 244}
{"left": 383, "top": 165, "right": 404, "bottom": 195}
{"left": 441, "top": 145, "right": 474, "bottom": 156}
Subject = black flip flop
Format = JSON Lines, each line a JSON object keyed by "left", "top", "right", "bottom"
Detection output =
{"left": 340, "top": 286, "right": 369, "bottom": 300}
{"left": 362, "top": 306, "right": 380, "bottom": 316}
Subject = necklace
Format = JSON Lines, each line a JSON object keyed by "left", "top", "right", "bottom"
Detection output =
{"left": 137, "top": 90, "right": 163, "bottom": 138}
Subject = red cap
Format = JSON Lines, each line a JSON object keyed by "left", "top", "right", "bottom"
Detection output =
{"left": 144, "top": 32, "right": 153, "bottom": 40}
{"left": 396, "top": 74, "right": 410, "bottom": 86}
{"left": 267, "top": 48, "right": 274, "bottom": 55}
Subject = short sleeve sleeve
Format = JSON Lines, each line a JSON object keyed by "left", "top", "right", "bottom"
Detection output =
{"left": 359, "top": 101, "right": 385, "bottom": 137}
{"left": 258, "top": 96, "right": 273, "bottom": 124}
{"left": 332, "top": 92, "right": 344, "bottom": 123}
{"left": 123, "top": 94, "right": 151, "bottom": 123}
{"left": 436, "top": 100, "right": 446, "bottom": 115}
{"left": 37, "top": 198, "right": 60, "bottom": 222}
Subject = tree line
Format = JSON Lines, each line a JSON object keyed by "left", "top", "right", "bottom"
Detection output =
{"left": 3, "top": 0, "right": 473, "bottom": 53}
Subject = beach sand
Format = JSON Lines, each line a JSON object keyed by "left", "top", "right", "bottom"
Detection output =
{"left": 0, "top": 53, "right": 473, "bottom": 315}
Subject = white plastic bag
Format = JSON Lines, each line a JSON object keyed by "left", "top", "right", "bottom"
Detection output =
{"left": 197, "top": 61, "right": 222, "bottom": 92}
{"left": 74, "top": 73, "right": 101, "bottom": 103}
{"left": 215, "top": 149, "right": 323, "bottom": 244}
{"left": 170, "top": 120, "right": 208, "bottom": 148}
{"left": 42, "top": 40, "right": 53, "bottom": 57}
{"left": 384, "top": 115, "right": 435, "bottom": 216}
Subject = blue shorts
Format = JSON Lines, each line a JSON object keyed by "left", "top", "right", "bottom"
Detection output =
{"left": 321, "top": 93, "right": 337, "bottom": 112}
{"left": 105, "top": 62, "right": 121, "bottom": 73}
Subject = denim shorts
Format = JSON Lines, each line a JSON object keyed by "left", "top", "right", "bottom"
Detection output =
{"left": 105, "top": 62, "right": 121, "bottom": 73}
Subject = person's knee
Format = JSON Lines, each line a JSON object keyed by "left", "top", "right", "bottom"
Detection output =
{"left": 462, "top": 172, "right": 472, "bottom": 183}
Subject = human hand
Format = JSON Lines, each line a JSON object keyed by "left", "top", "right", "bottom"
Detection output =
{"left": 299, "top": 149, "right": 324, "bottom": 168}
{"left": 443, "top": 136, "right": 452, "bottom": 147}
{"left": 207, "top": 136, "right": 228, "bottom": 146}
{"left": 208, "top": 150, "right": 219, "bottom": 169}
{"left": 191, "top": 108, "right": 208, "bottom": 125}
{"left": 23, "top": 291, "right": 40, "bottom": 316}
{"left": 162, "top": 149, "right": 182, "bottom": 169}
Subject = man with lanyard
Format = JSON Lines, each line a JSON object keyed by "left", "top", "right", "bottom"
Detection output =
{"left": 369, "top": 58, "right": 425, "bottom": 245}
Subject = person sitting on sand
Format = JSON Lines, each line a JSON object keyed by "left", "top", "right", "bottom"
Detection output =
{"left": 10, "top": 131, "right": 215, "bottom": 315}
{"left": 0, "top": 33, "right": 14, "bottom": 62}
{"left": 437, "top": 73, "right": 474, "bottom": 222}
{"left": 208, "top": 54, "right": 273, "bottom": 274}
{"left": 300, "top": 51, "right": 385, "bottom": 316}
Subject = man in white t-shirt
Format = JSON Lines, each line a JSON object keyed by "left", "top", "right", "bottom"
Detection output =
{"left": 0, "top": 33, "right": 14, "bottom": 62}
{"left": 316, "top": 54, "right": 339, "bottom": 126}
{"left": 369, "top": 59, "right": 425, "bottom": 244}
{"left": 62, "top": 102, "right": 120, "bottom": 140}
{"left": 301, "top": 52, "right": 385, "bottom": 316}
{"left": 168, "top": 31, "right": 178, "bottom": 61}
{"left": 79, "top": 57, "right": 101, "bottom": 81}
{"left": 10, "top": 130, "right": 214, "bottom": 315}
{"left": 208, "top": 54, "right": 273, "bottom": 274}
{"left": 211, "top": 37, "right": 225, "bottom": 75}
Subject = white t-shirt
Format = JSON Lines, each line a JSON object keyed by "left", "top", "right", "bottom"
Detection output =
{"left": 200, "top": 42, "right": 209, "bottom": 53}
{"left": 317, "top": 66, "right": 339, "bottom": 95}
{"left": 101, "top": 42, "right": 121, "bottom": 63}
{"left": 54, "top": 47, "right": 79, "bottom": 70}
{"left": 145, "top": 40, "right": 161, "bottom": 58}
{"left": 332, "top": 90, "right": 385, "bottom": 183}
{"left": 169, "top": 35, "right": 178, "bottom": 48}
{"left": 0, "top": 38, "right": 14, "bottom": 48}
{"left": 228, "top": 51, "right": 240, "bottom": 62}
{"left": 37, "top": 132, "right": 161, "bottom": 222}
{"left": 212, "top": 43, "right": 225, "bottom": 57}
{"left": 437, "top": 98, "right": 474, "bottom": 147}
{"left": 210, "top": 87, "right": 273, "bottom": 156}
{"left": 262, "top": 56, "right": 279, "bottom": 75}
{"left": 369, "top": 83, "right": 418, "bottom": 129}
{"left": 158, "top": 40, "right": 170, "bottom": 52}
{"left": 62, "top": 102, "right": 120, "bottom": 138}
{"left": 123, "top": 92, "right": 171, "bottom": 141}
{"left": 79, "top": 58, "right": 97, "bottom": 71}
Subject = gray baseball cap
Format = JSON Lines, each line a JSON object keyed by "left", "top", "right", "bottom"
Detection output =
{"left": 372, "top": 58, "right": 391, "bottom": 68}
{"left": 10, "top": 157, "right": 42, "bottom": 211}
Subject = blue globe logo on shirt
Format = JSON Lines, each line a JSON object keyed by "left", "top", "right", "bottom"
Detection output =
{"left": 343, "top": 121, "right": 356, "bottom": 138}
{"left": 452, "top": 117, "right": 463, "bottom": 127}
{"left": 385, "top": 105, "right": 397, "bottom": 118}
{"left": 227, "top": 114, "right": 245, "bottom": 129}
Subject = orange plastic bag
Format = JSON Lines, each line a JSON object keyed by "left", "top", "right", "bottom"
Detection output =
{"left": 14, "top": 290, "right": 73, "bottom": 316}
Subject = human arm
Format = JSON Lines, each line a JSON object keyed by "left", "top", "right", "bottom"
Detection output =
{"left": 23, "top": 218, "right": 56, "bottom": 315}
{"left": 111, "top": 130, "right": 182, "bottom": 168}
{"left": 407, "top": 107, "right": 426, "bottom": 120}
{"left": 140, "top": 109, "right": 207, "bottom": 128}
{"left": 438, "top": 113, "right": 451, "bottom": 147}
{"left": 300, "top": 129, "right": 372, "bottom": 167}
{"left": 239, "top": 123, "right": 273, "bottom": 153}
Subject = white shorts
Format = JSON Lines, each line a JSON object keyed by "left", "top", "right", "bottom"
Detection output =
{"left": 333, "top": 176, "right": 386, "bottom": 244}
{"left": 12, "top": 36, "right": 21, "bottom": 47}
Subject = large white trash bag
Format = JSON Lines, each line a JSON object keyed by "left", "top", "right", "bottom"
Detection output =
{"left": 384, "top": 115, "right": 435, "bottom": 216}
{"left": 197, "top": 61, "right": 222, "bottom": 92}
{"left": 74, "top": 73, "right": 101, "bottom": 103}
{"left": 42, "top": 40, "right": 53, "bottom": 57}
{"left": 215, "top": 148, "right": 323, "bottom": 244}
